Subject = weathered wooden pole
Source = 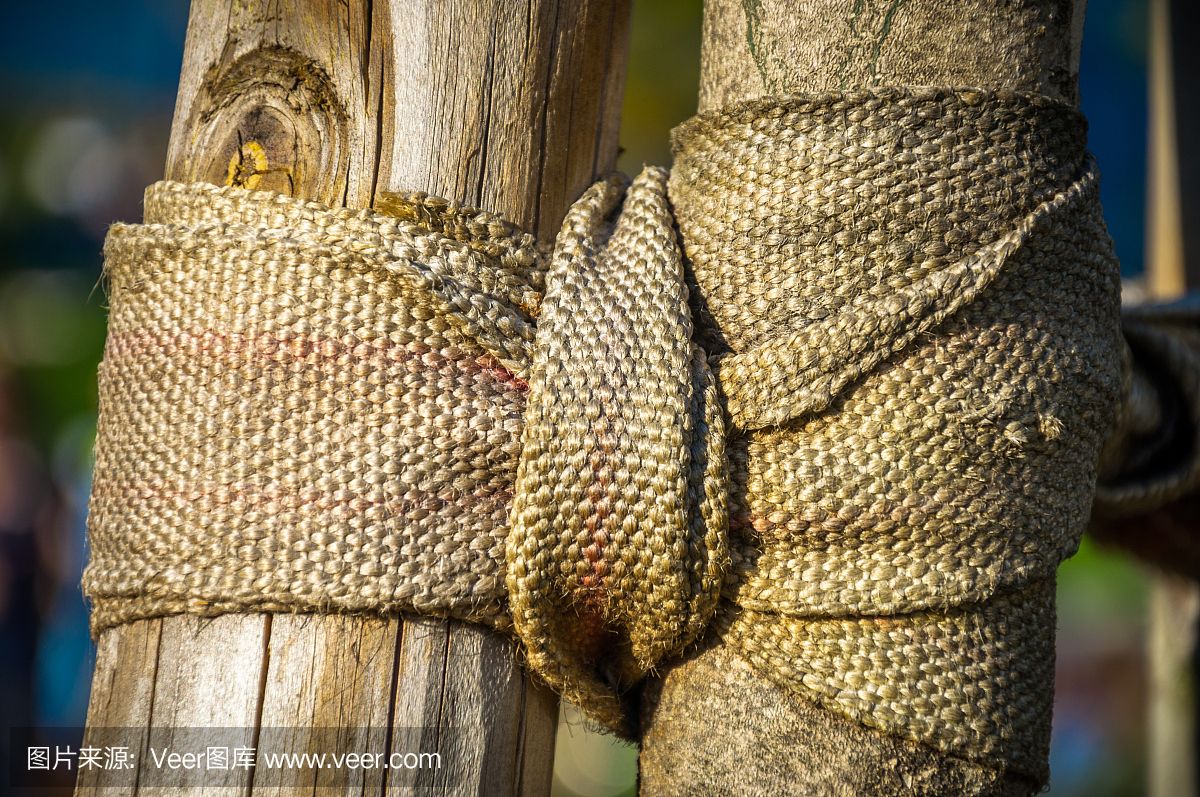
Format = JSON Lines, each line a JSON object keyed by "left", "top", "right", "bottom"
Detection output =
{"left": 78, "top": 1, "right": 629, "bottom": 794}
{"left": 1146, "top": 0, "right": 1200, "bottom": 794}
{"left": 639, "top": 1, "right": 1087, "bottom": 794}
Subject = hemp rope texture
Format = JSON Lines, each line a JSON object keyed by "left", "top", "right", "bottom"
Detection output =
{"left": 85, "top": 87, "right": 1200, "bottom": 782}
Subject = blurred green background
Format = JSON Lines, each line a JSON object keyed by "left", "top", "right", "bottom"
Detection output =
{"left": 0, "top": 1, "right": 1156, "bottom": 795}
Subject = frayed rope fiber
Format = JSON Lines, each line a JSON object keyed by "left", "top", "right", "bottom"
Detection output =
{"left": 85, "top": 87, "right": 1200, "bottom": 781}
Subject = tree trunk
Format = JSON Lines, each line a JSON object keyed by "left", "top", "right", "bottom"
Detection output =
{"left": 638, "top": 2, "right": 1086, "bottom": 795}
{"left": 77, "top": 2, "right": 630, "bottom": 795}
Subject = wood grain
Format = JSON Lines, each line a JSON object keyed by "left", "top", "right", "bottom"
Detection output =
{"left": 375, "top": 0, "right": 630, "bottom": 237}
{"left": 697, "top": 0, "right": 1084, "bottom": 112}
{"left": 75, "top": 620, "right": 162, "bottom": 793}
{"left": 80, "top": 1, "right": 630, "bottom": 795}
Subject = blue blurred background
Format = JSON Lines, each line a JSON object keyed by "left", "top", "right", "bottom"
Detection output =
{"left": 0, "top": 1, "right": 1155, "bottom": 795}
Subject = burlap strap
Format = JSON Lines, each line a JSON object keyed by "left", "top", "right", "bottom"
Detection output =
{"left": 85, "top": 87, "right": 1200, "bottom": 782}
{"left": 506, "top": 169, "right": 729, "bottom": 734}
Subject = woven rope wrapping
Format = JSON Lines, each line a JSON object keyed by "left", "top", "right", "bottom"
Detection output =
{"left": 86, "top": 87, "right": 1200, "bottom": 779}
{"left": 506, "top": 168, "right": 729, "bottom": 732}
{"left": 89, "top": 181, "right": 540, "bottom": 627}
{"left": 663, "top": 88, "right": 1124, "bottom": 778}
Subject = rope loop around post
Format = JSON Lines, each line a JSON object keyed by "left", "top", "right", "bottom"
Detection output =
{"left": 506, "top": 168, "right": 728, "bottom": 734}
{"left": 84, "top": 87, "right": 1200, "bottom": 782}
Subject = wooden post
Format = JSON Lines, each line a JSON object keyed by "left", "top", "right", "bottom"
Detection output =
{"left": 1146, "top": 0, "right": 1200, "bottom": 794}
{"left": 77, "top": 1, "right": 630, "bottom": 794}
{"left": 639, "top": 1, "right": 1087, "bottom": 794}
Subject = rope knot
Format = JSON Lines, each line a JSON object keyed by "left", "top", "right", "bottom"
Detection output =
{"left": 85, "top": 88, "right": 1200, "bottom": 780}
{"left": 506, "top": 167, "right": 729, "bottom": 734}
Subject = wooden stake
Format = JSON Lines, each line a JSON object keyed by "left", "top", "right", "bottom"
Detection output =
{"left": 695, "top": 0, "right": 1085, "bottom": 112}
{"left": 640, "top": 2, "right": 1087, "bottom": 794}
{"left": 78, "top": 2, "right": 630, "bottom": 795}
{"left": 1147, "top": 0, "right": 1199, "bottom": 794}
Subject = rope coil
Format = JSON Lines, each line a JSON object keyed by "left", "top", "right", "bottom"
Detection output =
{"left": 85, "top": 87, "right": 1200, "bottom": 782}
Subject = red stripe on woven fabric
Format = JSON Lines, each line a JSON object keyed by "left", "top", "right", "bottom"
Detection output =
{"left": 90, "top": 475, "right": 513, "bottom": 517}
{"left": 103, "top": 327, "right": 530, "bottom": 393}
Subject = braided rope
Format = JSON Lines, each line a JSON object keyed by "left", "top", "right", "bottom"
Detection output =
{"left": 85, "top": 87, "right": 1200, "bottom": 780}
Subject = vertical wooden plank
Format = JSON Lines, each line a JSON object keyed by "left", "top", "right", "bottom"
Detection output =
{"left": 387, "top": 618, "right": 449, "bottom": 793}
{"left": 145, "top": 616, "right": 271, "bottom": 796}
{"left": 429, "top": 627, "right": 528, "bottom": 795}
{"left": 81, "top": 2, "right": 632, "bottom": 796}
{"left": 252, "top": 615, "right": 397, "bottom": 794}
{"left": 1146, "top": 1, "right": 1200, "bottom": 795}
{"left": 515, "top": 681, "right": 558, "bottom": 797}
{"left": 76, "top": 620, "right": 162, "bottom": 794}
{"left": 374, "top": 0, "right": 632, "bottom": 236}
